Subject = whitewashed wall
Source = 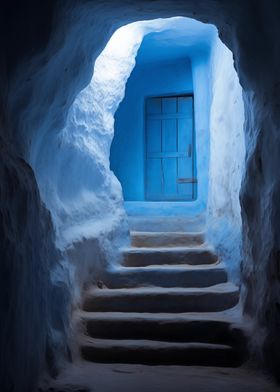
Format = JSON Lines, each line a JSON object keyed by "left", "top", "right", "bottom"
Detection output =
{"left": 206, "top": 37, "right": 245, "bottom": 282}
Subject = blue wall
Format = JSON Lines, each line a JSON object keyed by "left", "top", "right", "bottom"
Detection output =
{"left": 110, "top": 57, "right": 193, "bottom": 201}
{"left": 191, "top": 52, "right": 212, "bottom": 210}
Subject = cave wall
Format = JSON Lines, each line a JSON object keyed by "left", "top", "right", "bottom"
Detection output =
{"left": 1, "top": 0, "right": 280, "bottom": 390}
{"left": 28, "top": 22, "right": 147, "bottom": 291}
{"left": 230, "top": 1, "right": 280, "bottom": 375}
{"left": 0, "top": 3, "right": 72, "bottom": 391}
{"left": 0, "top": 141, "right": 71, "bottom": 391}
{"left": 206, "top": 37, "right": 245, "bottom": 282}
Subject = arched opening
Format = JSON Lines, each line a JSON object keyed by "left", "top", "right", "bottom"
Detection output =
{"left": 29, "top": 17, "right": 244, "bottom": 284}
{"left": 30, "top": 13, "right": 245, "bottom": 372}
{"left": 2, "top": 2, "right": 280, "bottom": 390}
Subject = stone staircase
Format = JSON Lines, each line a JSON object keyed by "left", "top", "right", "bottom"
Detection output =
{"left": 79, "top": 229, "right": 247, "bottom": 367}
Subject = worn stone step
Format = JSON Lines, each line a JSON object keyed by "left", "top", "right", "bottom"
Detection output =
{"left": 80, "top": 337, "right": 244, "bottom": 367}
{"left": 131, "top": 231, "right": 205, "bottom": 248}
{"left": 81, "top": 311, "right": 246, "bottom": 347}
{"left": 121, "top": 246, "right": 218, "bottom": 267}
{"left": 105, "top": 263, "right": 227, "bottom": 288}
{"left": 127, "top": 214, "right": 205, "bottom": 233}
{"left": 83, "top": 283, "right": 239, "bottom": 313}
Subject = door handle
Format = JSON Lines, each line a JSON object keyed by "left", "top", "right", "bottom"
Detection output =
{"left": 188, "top": 144, "right": 192, "bottom": 157}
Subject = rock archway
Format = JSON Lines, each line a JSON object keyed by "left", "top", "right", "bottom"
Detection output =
{"left": 1, "top": 1, "right": 280, "bottom": 390}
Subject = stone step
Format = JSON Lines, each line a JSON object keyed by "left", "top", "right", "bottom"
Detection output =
{"left": 81, "top": 311, "right": 247, "bottom": 347}
{"left": 121, "top": 246, "right": 218, "bottom": 267}
{"left": 131, "top": 231, "right": 205, "bottom": 248}
{"left": 83, "top": 283, "right": 239, "bottom": 313}
{"left": 105, "top": 263, "right": 227, "bottom": 288}
{"left": 127, "top": 214, "right": 205, "bottom": 233}
{"left": 80, "top": 337, "right": 244, "bottom": 367}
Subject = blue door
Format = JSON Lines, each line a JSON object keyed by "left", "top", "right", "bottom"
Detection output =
{"left": 145, "top": 96, "right": 196, "bottom": 201}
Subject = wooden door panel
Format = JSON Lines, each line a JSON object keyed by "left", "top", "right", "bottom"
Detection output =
{"left": 178, "top": 96, "right": 193, "bottom": 116}
{"left": 162, "top": 119, "right": 177, "bottom": 152}
{"left": 147, "top": 97, "right": 161, "bottom": 114}
{"left": 162, "top": 158, "right": 177, "bottom": 196}
{"left": 146, "top": 158, "right": 162, "bottom": 198}
{"left": 147, "top": 119, "right": 161, "bottom": 153}
{"left": 178, "top": 118, "right": 191, "bottom": 154}
{"left": 178, "top": 157, "right": 191, "bottom": 177}
{"left": 177, "top": 157, "right": 193, "bottom": 197}
{"left": 162, "top": 97, "right": 177, "bottom": 114}
{"left": 146, "top": 95, "right": 196, "bottom": 201}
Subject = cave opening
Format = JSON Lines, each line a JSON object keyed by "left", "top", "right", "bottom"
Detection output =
{"left": 49, "top": 16, "right": 244, "bottom": 284}
{"left": 107, "top": 19, "right": 245, "bottom": 279}
{"left": 2, "top": 1, "right": 280, "bottom": 391}
{"left": 42, "top": 13, "right": 246, "bottom": 379}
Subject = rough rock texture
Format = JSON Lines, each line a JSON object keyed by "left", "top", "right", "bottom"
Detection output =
{"left": 1, "top": 0, "right": 280, "bottom": 390}
{"left": 0, "top": 140, "right": 71, "bottom": 391}
{"left": 207, "top": 37, "right": 245, "bottom": 282}
{"left": 0, "top": 4, "right": 71, "bottom": 391}
{"left": 40, "top": 361, "right": 280, "bottom": 392}
{"left": 235, "top": 1, "right": 280, "bottom": 378}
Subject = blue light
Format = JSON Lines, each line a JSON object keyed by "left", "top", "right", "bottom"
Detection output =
{"left": 110, "top": 17, "right": 217, "bottom": 215}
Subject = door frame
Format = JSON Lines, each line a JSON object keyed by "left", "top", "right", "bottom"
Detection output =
{"left": 144, "top": 92, "right": 196, "bottom": 201}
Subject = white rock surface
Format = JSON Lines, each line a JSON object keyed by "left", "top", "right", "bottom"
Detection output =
{"left": 207, "top": 37, "right": 245, "bottom": 282}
